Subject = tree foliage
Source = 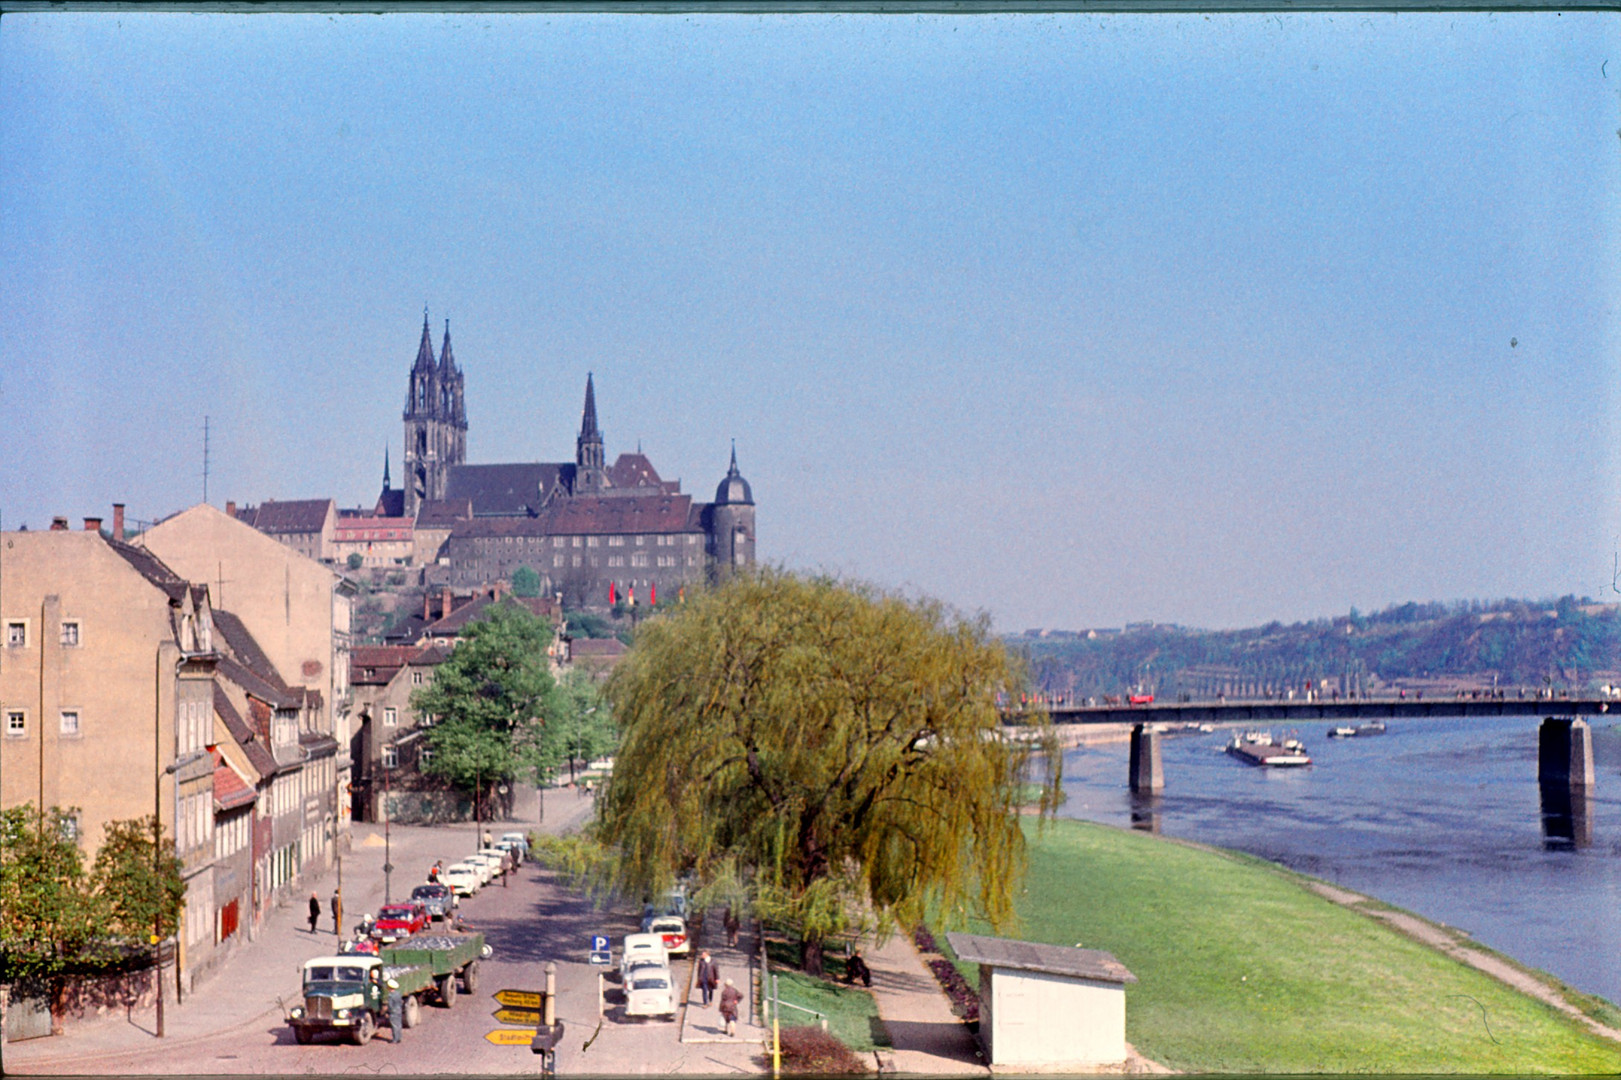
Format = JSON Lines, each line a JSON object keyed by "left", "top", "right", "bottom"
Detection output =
{"left": 1, "top": 806, "right": 185, "bottom": 982}
{"left": 511, "top": 565, "right": 542, "bottom": 598}
{"left": 92, "top": 815, "right": 186, "bottom": 943}
{"left": 551, "top": 669, "right": 619, "bottom": 783}
{"left": 413, "top": 601, "right": 564, "bottom": 801}
{"left": 596, "top": 569, "right": 1059, "bottom": 972}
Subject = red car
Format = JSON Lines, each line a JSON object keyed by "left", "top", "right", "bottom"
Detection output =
{"left": 370, "top": 901, "right": 428, "bottom": 943}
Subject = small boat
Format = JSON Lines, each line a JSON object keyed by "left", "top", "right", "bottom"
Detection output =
{"left": 1327, "top": 721, "right": 1388, "bottom": 739}
{"left": 1227, "top": 730, "right": 1312, "bottom": 767}
{"left": 1327, "top": 725, "right": 1358, "bottom": 739}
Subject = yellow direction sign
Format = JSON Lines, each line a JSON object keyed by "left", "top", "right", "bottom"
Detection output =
{"left": 485, "top": 1028, "right": 537, "bottom": 1045}
{"left": 494, "top": 989, "right": 544, "bottom": 1009}
{"left": 493, "top": 1007, "right": 545, "bottom": 1026}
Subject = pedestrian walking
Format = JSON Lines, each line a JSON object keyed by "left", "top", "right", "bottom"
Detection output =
{"left": 696, "top": 951, "right": 719, "bottom": 1006}
{"left": 482, "top": 829, "right": 493, "bottom": 847}
{"left": 723, "top": 906, "right": 740, "bottom": 948}
{"left": 501, "top": 851, "right": 510, "bottom": 887}
{"left": 308, "top": 892, "right": 321, "bottom": 933}
{"left": 718, "top": 978, "right": 742, "bottom": 1037}
{"left": 428, "top": 862, "right": 440, "bottom": 883}
{"left": 331, "top": 889, "right": 343, "bottom": 934}
{"left": 387, "top": 979, "right": 404, "bottom": 1043}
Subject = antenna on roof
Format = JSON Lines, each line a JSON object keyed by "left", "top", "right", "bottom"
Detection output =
{"left": 203, "top": 415, "right": 211, "bottom": 506}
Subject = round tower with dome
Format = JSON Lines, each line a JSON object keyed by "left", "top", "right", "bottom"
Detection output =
{"left": 708, "top": 442, "right": 756, "bottom": 574}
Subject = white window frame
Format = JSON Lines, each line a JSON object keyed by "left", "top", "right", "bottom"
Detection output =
{"left": 384, "top": 707, "right": 397, "bottom": 727}
{"left": 59, "top": 710, "right": 80, "bottom": 736}
{"left": 382, "top": 745, "right": 398, "bottom": 769}
{"left": 5, "top": 710, "right": 25, "bottom": 737}
{"left": 6, "top": 620, "right": 28, "bottom": 648}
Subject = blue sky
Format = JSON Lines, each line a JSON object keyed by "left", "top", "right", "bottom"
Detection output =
{"left": 2, "top": 11, "right": 1617, "bottom": 631}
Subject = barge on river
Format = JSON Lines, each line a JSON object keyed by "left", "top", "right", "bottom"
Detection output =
{"left": 1226, "top": 730, "right": 1312, "bottom": 767}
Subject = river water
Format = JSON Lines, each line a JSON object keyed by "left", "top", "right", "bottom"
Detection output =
{"left": 1056, "top": 715, "right": 1621, "bottom": 1005}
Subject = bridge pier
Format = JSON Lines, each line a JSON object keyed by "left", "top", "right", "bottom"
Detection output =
{"left": 1129, "top": 723, "right": 1163, "bottom": 794}
{"left": 1539, "top": 717, "right": 1595, "bottom": 849}
{"left": 1538, "top": 717, "right": 1595, "bottom": 790}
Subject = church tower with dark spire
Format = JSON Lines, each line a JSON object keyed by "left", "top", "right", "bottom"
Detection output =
{"left": 402, "top": 309, "right": 468, "bottom": 517}
{"left": 574, "top": 373, "right": 606, "bottom": 494}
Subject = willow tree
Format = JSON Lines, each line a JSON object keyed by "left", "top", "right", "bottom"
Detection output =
{"left": 597, "top": 569, "right": 1060, "bottom": 972}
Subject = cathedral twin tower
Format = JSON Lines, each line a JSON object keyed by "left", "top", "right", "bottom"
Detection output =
{"left": 402, "top": 310, "right": 467, "bottom": 517}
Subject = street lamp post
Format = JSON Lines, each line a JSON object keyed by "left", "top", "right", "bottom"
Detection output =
{"left": 383, "top": 746, "right": 394, "bottom": 906}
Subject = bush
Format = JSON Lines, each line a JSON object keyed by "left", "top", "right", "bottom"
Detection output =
{"left": 347, "top": 553, "right": 364, "bottom": 570}
{"left": 769, "top": 1025, "right": 869, "bottom": 1075}
{"left": 912, "top": 925, "right": 937, "bottom": 953}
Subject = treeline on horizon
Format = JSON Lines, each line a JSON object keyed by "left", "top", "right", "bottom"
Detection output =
{"left": 1016, "top": 595, "right": 1621, "bottom": 696}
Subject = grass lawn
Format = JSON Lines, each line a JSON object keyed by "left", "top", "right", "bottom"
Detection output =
{"left": 954, "top": 818, "right": 1621, "bottom": 1073}
{"left": 766, "top": 940, "right": 891, "bottom": 1053}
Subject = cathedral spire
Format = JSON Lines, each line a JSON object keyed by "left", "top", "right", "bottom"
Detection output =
{"left": 382, "top": 445, "right": 392, "bottom": 491}
{"left": 413, "top": 306, "right": 436, "bottom": 373}
{"left": 580, "top": 372, "right": 600, "bottom": 439}
{"left": 439, "top": 318, "right": 457, "bottom": 375}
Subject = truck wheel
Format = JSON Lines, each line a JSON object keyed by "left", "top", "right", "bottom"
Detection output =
{"left": 461, "top": 961, "right": 480, "bottom": 994}
{"left": 438, "top": 973, "right": 457, "bottom": 1007}
{"left": 403, "top": 995, "right": 421, "bottom": 1028}
{"left": 293, "top": 1025, "right": 313, "bottom": 1045}
{"left": 354, "top": 1012, "right": 375, "bottom": 1045}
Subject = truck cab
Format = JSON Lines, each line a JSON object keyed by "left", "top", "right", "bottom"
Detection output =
{"left": 287, "top": 956, "right": 385, "bottom": 1044}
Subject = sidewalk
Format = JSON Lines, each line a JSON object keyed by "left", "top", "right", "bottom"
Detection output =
{"left": 5, "top": 788, "right": 596, "bottom": 1069}
{"left": 678, "top": 911, "right": 765, "bottom": 1046}
{"left": 862, "top": 933, "right": 987, "bottom": 1075}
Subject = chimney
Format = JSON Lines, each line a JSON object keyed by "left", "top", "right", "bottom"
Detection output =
{"left": 112, "top": 503, "right": 125, "bottom": 540}
{"left": 50, "top": 516, "right": 68, "bottom": 531}
{"left": 226, "top": 500, "right": 236, "bottom": 519}
{"left": 83, "top": 517, "right": 103, "bottom": 533}
{"left": 440, "top": 587, "right": 453, "bottom": 619}
{"left": 424, "top": 591, "right": 432, "bottom": 621}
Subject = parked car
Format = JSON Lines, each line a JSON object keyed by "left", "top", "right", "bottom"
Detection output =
{"left": 623, "top": 960, "right": 676, "bottom": 1020}
{"left": 495, "top": 839, "right": 524, "bottom": 867}
{"left": 465, "top": 853, "right": 502, "bottom": 884}
{"left": 641, "top": 914, "right": 690, "bottom": 958}
{"left": 477, "top": 846, "right": 512, "bottom": 873}
{"left": 370, "top": 901, "right": 428, "bottom": 943}
{"left": 442, "top": 863, "right": 481, "bottom": 897}
{"left": 411, "top": 883, "right": 456, "bottom": 920}
{"left": 499, "top": 832, "right": 529, "bottom": 861}
{"left": 620, "top": 932, "right": 669, "bottom": 982}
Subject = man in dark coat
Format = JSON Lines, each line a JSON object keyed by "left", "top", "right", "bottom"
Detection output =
{"left": 845, "top": 949, "right": 872, "bottom": 988}
{"left": 331, "top": 889, "right": 343, "bottom": 934}
{"left": 696, "top": 951, "right": 719, "bottom": 1006}
{"left": 308, "top": 892, "right": 321, "bottom": 933}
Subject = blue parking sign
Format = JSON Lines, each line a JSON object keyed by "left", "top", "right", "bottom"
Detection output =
{"left": 591, "top": 934, "right": 609, "bottom": 952}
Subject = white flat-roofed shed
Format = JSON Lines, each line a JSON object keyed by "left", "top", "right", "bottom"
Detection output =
{"left": 946, "top": 932, "right": 1136, "bottom": 1071}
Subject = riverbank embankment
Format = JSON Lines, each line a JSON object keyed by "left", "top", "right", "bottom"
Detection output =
{"left": 966, "top": 818, "right": 1621, "bottom": 1073}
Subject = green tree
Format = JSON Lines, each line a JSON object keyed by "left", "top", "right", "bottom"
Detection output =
{"left": 413, "top": 600, "right": 563, "bottom": 811}
{"left": 511, "top": 565, "right": 542, "bottom": 598}
{"left": 91, "top": 816, "right": 185, "bottom": 944}
{"left": 0, "top": 805, "right": 104, "bottom": 980}
{"left": 550, "top": 669, "right": 619, "bottom": 784}
{"left": 596, "top": 569, "right": 1060, "bottom": 974}
{"left": 346, "top": 552, "right": 364, "bottom": 571}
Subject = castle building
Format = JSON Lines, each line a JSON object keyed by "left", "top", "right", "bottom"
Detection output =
{"left": 383, "top": 313, "right": 755, "bottom": 609}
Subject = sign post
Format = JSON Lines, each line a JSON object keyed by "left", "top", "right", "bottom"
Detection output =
{"left": 589, "top": 934, "right": 611, "bottom": 966}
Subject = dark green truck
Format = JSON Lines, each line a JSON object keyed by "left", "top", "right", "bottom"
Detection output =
{"left": 285, "top": 932, "right": 487, "bottom": 1045}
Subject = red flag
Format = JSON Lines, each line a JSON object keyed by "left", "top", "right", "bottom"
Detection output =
{"left": 651, "top": 582, "right": 657, "bottom": 605}
{"left": 609, "top": 581, "right": 617, "bottom": 605}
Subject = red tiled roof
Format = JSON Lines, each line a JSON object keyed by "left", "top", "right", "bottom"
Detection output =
{"left": 417, "top": 498, "right": 474, "bottom": 526}
{"left": 213, "top": 749, "right": 257, "bottom": 811}
{"left": 607, "top": 453, "right": 664, "bottom": 489}
{"left": 424, "top": 595, "right": 560, "bottom": 636}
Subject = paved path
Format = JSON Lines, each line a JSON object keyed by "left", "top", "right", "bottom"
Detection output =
{"left": 864, "top": 933, "right": 987, "bottom": 1075}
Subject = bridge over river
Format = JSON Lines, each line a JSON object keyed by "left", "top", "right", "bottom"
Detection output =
{"left": 1005, "top": 695, "right": 1613, "bottom": 727}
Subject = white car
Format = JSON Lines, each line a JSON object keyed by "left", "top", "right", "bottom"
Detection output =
{"left": 465, "top": 853, "right": 501, "bottom": 884}
{"left": 623, "top": 960, "right": 676, "bottom": 1020}
{"left": 499, "top": 832, "right": 529, "bottom": 862}
{"left": 644, "top": 914, "right": 690, "bottom": 958}
{"left": 620, "top": 933, "right": 669, "bottom": 982}
{"left": 477, "top": 847, "right": 512, "bottom": 873}
{"left": 442, "top": 863, "right": 481, "bottom": 897}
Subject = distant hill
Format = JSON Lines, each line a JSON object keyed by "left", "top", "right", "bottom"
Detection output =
{"left": 1012, "top": 597, "right": 1621, "bottom": 699}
